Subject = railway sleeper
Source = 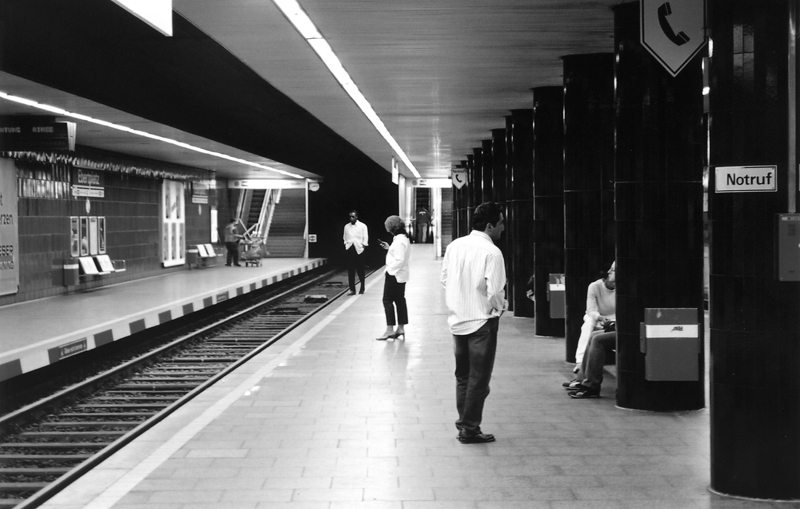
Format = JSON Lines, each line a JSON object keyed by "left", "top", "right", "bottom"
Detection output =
{"left": 88, "top": 396, "right": 181, "bottom": 402}
{"left": 75, "top": 403, "right": 169, "bottom": 409}
{"left": 0, "top": 454, "right": 91, "bottom": 464}
{"left": 0, "top": 467, "right": 72, "bottom": 477}
{"left": 38, "top": 422, "right": 139, "bottom": 429}
{"left": 206, "top": 337, "right": 268, "bottom": 342}
{"left": 109, "top": 383, "right": 199, "bottom": 391}
{"left": 0, "top": 442, "right": 107, "bottom": 450}
{"left": 135, "top": 365, "right": 217, "bottom": 376}
{"left": 101, "top": 390, "right": 188, "bottom": 397}
{"left": 171, "top": 357, "right": 241, "bottom": 363}
{"left": 58, "top": 412, "right": 150, "bottom": 419}
{"left": 190, "top": 347, "right": 256, "bottom": 352}
{"left": 17, "top": 431, "right": 126, "bottom": 439}
{"left": 0, "top": 481, "right": 50, "bottom": 491}
{"left": 147, "top": 364, "right": 225, "bottom": 370}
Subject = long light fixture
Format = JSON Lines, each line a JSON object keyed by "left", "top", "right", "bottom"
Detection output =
{"left": 0, "top": 91, "right": 304, "bottom": 179}
{"left": 273, "top": 0, "right": 421, "bottom": 179}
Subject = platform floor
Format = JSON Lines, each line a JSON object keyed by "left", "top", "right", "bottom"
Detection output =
{"left": 0, "top": 257, "right": 326, "bottom": 382}
{"left": 34, "top": 244, "right": 795, "bottom": 509}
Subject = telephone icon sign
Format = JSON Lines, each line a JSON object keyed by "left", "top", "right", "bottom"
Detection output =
{"left": 658, "top": 2, "right": 690, "bottom": 46}
{"left": 451, "top": 169, "right": 467, "bottom": 189}
{"left": 641, "top": 0, "right": 706, "bottom": 77}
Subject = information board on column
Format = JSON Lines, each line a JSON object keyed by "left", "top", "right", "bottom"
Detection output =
{"left": 0, "top": 158, "right": 19, "bottom": 295}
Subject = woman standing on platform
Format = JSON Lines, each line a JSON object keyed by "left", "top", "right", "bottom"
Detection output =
{"left": 376, "top": 215, "right": 411, "bottom": 340}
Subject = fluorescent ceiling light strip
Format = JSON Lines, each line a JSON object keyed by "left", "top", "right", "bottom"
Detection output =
{"left": 274, "top": 0, "right": 421, "bottom": 178}
{"left": 0, "top": 91, "right": 303, "bottom": 179}
{"left": 273, "top": 0, "right": 321, "bottom": 39}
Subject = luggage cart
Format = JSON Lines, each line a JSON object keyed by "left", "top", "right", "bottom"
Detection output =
{"left": 240, "top": 236, "right": 263, "bottom": 267}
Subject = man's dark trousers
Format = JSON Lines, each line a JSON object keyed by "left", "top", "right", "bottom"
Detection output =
{"left": 225, "top": 242, "right": 239, "bottom": 266}
{"left": 346, "top": 245, "right": 365, "bottom": 293}
{"left": 453, "top": 317, "right": 498, "bottom": 436}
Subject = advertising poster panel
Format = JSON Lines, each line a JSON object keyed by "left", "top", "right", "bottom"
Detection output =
{"left": 0, "top": 158, "right": 19, "bottom": 295}
{"left": 98, "top": 217, "right": 106, "bottom": 254}
{"left": 161, "top": 180, "right": 185, "bottom": 267}
{"left": 70, "top": 216, "right": 80, "bottom": 257}
{"left": 89, "top": 216, "right": 98, "bottom": 255}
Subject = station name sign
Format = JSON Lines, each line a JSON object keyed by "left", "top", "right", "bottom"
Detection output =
{"left": 715, "top": 165, "right": 777, "bottom": 193}
{"left": 71, "top": 168, "right": 105, "bottom": 198}
{"left": 0, "top": 118, "right": 75, "bottom": 152}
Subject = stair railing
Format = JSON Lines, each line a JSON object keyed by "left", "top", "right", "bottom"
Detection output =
{"left": 257, "top": 188, "right": 281, "bottom": 247}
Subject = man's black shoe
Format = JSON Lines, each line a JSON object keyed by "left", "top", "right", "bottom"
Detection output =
{"left": 457, "top": 433, "right": 495, "bottom": 444}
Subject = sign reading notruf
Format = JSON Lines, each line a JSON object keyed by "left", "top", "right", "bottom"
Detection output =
{"left": 715, "top": 165, "right": 777, "bottom": 193}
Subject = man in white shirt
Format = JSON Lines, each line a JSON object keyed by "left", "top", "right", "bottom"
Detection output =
{"left": 343, "top": 210, "right": 369, "bottom": 295}
{"left": 441, "top": 202, "right": 507, "bottom": 444}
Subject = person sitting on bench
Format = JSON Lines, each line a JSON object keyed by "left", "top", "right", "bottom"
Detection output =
{"left": 564, "top": 261, "right": 616, "bottom": 398}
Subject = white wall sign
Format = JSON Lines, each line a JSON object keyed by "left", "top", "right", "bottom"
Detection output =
{"left": 161, "top": 180, "right": 185, "bottom": 267}
{"left": 412, "top": 178, "right": 451, "bottom": 188}
{"left": 641, "top": 0, "right": 707, "bottom": 77}
{"left": 230, "top": 179, "right": 305, "bottom": 189}
{"left": 451, "top": 169, "right": 467, "bottom": 189}
{"left": 0, "top": 158, "right": 19, "bottom": 295}
{"left": 715, "top": 165, "right": 777, "bottom": 193}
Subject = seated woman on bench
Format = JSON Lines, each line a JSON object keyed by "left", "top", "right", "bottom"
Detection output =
{"left": 563, "top": 261, "right": 616, "bottom": 398}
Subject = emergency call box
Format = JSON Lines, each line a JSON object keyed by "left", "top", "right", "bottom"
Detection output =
{"left": 548, "top": 273, "right": 565, "bottom": 319}
{"left": 777, "top": 214, "right": 800, "bottom": 281}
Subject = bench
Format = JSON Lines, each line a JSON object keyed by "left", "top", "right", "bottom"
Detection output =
{"left": 78, "top": 255, "right": 126, "bottom": 280}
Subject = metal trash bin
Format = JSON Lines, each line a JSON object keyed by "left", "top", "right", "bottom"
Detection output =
{"left": 186, "top": 247, "right": 199, "bottom": 269}
{"left": 639, "top": 308, "right": 700, "bottom": 381}
{"left": 548, "top": 273, "right": 565, "bottom": 319}
{"left": 63, "top": 258, "right": 79, "bottom": 286}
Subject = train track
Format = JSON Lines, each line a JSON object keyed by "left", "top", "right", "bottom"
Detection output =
{"left": 0, "top": 268, "right": 356, "bottom": 509}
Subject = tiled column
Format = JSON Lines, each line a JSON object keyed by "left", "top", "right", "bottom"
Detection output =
{"left": 491, "top": 128, "right": 510, "bottom": 285}
{"left": 508, "top": 109, "right": 534, "bottom": 317}
{"left": 482, "top": 139, "right": 494, "bottom": 202}
{"left": 465, "top": 154, "right": 475, "bottom": 237}
{"left": 562, "top": 53, "right": 615, "bottom": 363}
{"left": 614, "top": 2, "right": 705, "bottom": 411}
{"left": 471, "top": 148, "right": 484, "bottom": 208}
{"left": 504, "top": 116, "right": 516, "bottom": 310}
{"left": 532, "top": 86, "right": 565, "bottom": 333}
{"left": 707, "top": 0, "right": 800, "bottom": 499}
{"left": 451, "top": 162, "right": 465, "bottom": 240}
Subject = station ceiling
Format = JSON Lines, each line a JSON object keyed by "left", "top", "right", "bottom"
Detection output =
{"left": 0, "top": 0, "right": 620, "bottom": 182}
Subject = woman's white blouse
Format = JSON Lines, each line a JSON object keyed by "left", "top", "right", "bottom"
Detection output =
{"left": 385, "top": 234, "right": 411, "bottom": 283}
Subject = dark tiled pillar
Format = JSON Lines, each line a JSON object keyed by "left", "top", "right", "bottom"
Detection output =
{"left": 451, "top": 163, "right": 465, "bottom": 240}
{"left": 614, "top": 2, "right": 705, "bottom": 411}
{"left": 707, "top": 0, "right": 800, "bottom": 499}
{"left": 459, "top": 159, "right": 469, "bottom": 238}
{"left": 532, "top": 86, "right": 565, "bottom": 333}
{"left": 504, "top": 116, "right": 516, "bottom": 310}
{"left": 562, "top": 53, "right": 615, "bottom": 363}
{"left": 472, "top": 148, "right": 484, "bottom": 208}
{"left": 508, "top": 109, "right": 534, "bottom": 317}
{"left": 491, "top": 129, "right": 510, "bottom": 287}
{"left": 482, "top": 139, "right": 494, "bottom": 202}
{"left": 465, "top": 154, "right": 475, "bottom": 237}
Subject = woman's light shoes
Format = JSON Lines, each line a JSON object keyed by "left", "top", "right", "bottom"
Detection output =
{"left": 376, "top": 329, "right": 405, "bottom": 341}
